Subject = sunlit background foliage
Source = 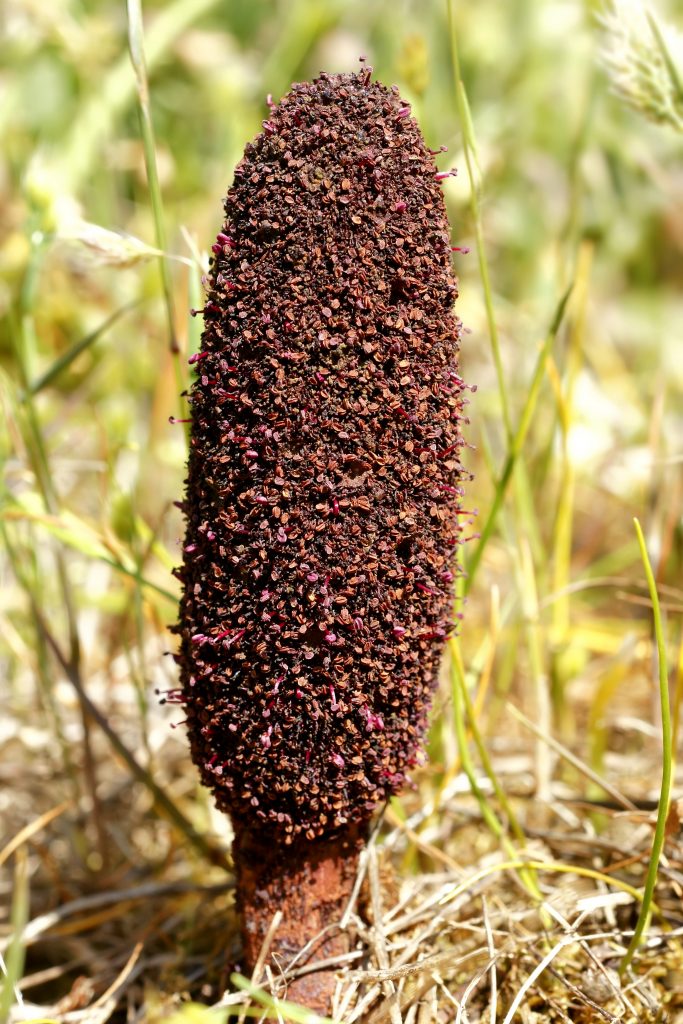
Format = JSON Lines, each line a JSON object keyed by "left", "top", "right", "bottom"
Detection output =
{"left": 1, "top": 0, "right": 682, "bottom": 1018}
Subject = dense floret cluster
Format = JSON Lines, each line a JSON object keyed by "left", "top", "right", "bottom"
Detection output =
{"left": 176, "top": 70, "right": 467, "bottom": 841}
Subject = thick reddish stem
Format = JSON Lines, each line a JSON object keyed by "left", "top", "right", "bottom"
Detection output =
{"left": 232, "top": 824, "right": 366, "bottom": 1013}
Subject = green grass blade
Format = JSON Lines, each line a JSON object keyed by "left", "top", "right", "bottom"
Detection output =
{"left": 127, "top": 0, "right": 176, "bottom": 353}
{"left": 464, "top": 283, "right": 573, "bottom": 593}
{"left": 450, "top": 646, "right": 545, "bottom": 909}
{"left": 0, "top": 850, "right": 29, "bottom": 1024}
{"left": 51, "top": 0, "right": 222, "bottom": 195}
{"left": 2, "top": 500, "right": 178, "bottom": 604}
{"left": 450, "top": 640, "right": 527, "bottom": 850}
{"left": 620, "top": 517, "right": 673, "bottom": 973}
{"left": 24, "top": 301, "right": 138, "bottom": 397}
{"left": 230, "top": 973, "right": 338, "bottom": 1024}
{"left": 446, "top": 0, "right": 510, "bottom": 441}
{"left": 550, "top": 243, "right": 592, "bottom": 643}
{"left": 34, "top": 611, "right": 229, "bottom": 872}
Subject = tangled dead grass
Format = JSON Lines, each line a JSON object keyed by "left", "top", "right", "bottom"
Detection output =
{"left": 3, "top": 675, "right": 683, "bottom": 1024}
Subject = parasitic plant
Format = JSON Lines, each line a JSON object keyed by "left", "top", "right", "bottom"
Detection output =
{"left": 175, "top": 67, "right": 468, "bottom": 1011}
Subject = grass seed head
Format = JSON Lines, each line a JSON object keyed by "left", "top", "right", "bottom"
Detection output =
{"left": 599, "top": 0, "right": 683, "bottom": 133}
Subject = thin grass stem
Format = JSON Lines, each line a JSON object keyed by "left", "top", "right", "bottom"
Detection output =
{"left": 450, "top": 640, "right": 528, "bottom": 850}
{"left": 230, "top": 973, "right": 339, "bottom": 1024}
{"left": 126, "top": 0, "right": 188, "bottom": 441}
{"left": 446, "top": 0, "right": 511, "bottom": 442}
{"left": 24, "top": 301, "right": 138, "bottom": 397}
{"left": 451, "top": 649, "right": 544, "bottom": 908}
{"left": 619, "top": 518, "right": 673, "bottom": 973}
{"left": 464, "top": 284, "right": 573, "bottom": 592}
{"left": 0, "top": 850, "right": 29, "bottom": 1024}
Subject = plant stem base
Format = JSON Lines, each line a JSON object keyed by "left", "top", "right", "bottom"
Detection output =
{"left": 232, "top": 823, "right": 366, "bottom": 1013}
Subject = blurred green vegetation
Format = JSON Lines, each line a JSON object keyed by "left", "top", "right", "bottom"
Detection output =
{"left": 2, "top": 0, "right": 683, "bottom": 803}
{"left": 1, "top": 0, "right": 683, "bottom": 1012}
{"left": 1, "top": 0, "right": 683, "bottom": 1011}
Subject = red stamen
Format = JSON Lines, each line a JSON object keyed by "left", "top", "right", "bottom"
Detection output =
{"left": 260, "top": 726, "right": 273, "bottom": 749}
{"left": 223, "top": 627, "right": 246, "bottom": 647}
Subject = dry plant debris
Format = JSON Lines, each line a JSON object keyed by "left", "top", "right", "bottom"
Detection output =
{"left": 3, "top": 712, "right": 683, "bottom": 1023}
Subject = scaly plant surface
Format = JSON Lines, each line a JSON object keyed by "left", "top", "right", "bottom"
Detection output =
{"left": 175, "top": 69, "right": 466, "bottom": 1010}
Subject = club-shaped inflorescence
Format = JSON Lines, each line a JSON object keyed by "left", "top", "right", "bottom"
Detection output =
{"left": 174, "top": 67, "right": 468, "bottom": 1010}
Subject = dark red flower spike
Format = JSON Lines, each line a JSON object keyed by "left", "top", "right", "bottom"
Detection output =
{"left": 175, "top": 68, "right": 468, "bottom": 1012}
